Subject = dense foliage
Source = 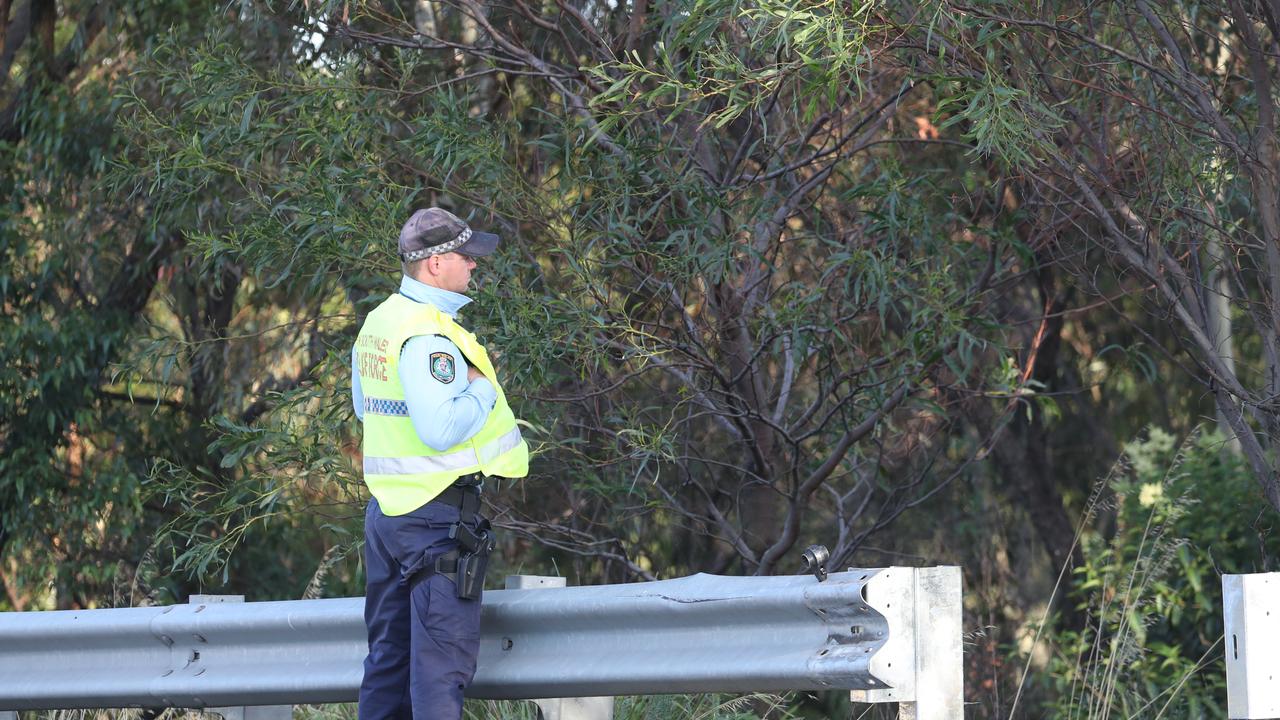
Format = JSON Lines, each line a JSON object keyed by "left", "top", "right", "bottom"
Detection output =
{"left": 1027, "top": 430, "right": 1277, "bottom": 719}
{"left": 5, "top": 0, "right": 1280, "bottom": 716}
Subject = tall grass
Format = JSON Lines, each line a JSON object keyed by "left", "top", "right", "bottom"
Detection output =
{"left": 25, "top": 693, "right": 797, "bottom": 720}
{"left": 1011, "top": 429, "right": 1237, "bottom": 719}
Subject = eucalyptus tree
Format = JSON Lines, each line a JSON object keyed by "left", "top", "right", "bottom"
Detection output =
{"left": 915, "top": 1, "right": 1280, "bottom": 518}
{"left": 118, "top": 0, "right": 1043, "bottom": 586}
{"left": 0, "top": 0, "right": 220, "bottom": 609}
{"left": 0, "top": 0, "right": 349, "bottom": 608}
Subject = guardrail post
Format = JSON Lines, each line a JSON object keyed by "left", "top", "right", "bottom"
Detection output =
{"left": 207, "top": 706, "right": 294, "bottom": 720}
{"left": 505, "top": 575, "right": 614, "bottom": 720}
{"left": 195, "top": 595, "right": 294, "bottom": 720}
{"left": 1224, "top": 572, "right": 1280, "bottom": 719}
{"left": 849, "top": 566, "right": 963, "bottom": 720}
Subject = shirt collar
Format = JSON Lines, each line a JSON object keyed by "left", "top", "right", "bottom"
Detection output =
{"left": 399, "top": 275, "right": 471, "bottom": 317}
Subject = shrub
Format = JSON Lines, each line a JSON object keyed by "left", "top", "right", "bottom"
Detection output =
{"left": 1022, "top": 428, "right": 1279, "bottom": 719}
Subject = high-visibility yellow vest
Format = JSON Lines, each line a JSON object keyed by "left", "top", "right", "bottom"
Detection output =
{"left": 354, "top": 292, "right": 528, "bottom": 515}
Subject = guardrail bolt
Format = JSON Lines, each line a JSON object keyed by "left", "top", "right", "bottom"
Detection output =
{"left": 800, "top": 545, "right": 830, "bottom": 582}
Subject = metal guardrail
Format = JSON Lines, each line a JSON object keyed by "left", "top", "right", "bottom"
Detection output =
{"left": 0, "top": 566, "right": 963, "bottom": 719}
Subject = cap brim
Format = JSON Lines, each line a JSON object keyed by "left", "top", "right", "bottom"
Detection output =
{"left": 456, "top": 230, "right": 500, "bottom": 257}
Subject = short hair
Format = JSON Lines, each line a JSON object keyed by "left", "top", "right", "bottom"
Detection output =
{"left": 402, "top": 257, "right": 428, "bottom": 278}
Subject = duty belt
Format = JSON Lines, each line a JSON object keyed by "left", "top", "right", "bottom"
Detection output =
{"left": 428, "top": 474, "right": 483, "bottom": 523}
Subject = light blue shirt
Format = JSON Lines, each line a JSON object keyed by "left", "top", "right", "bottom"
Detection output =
{"left": 351, "top": 276, "right": 498, "bottom": 451}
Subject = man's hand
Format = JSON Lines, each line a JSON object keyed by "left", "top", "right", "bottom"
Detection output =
{"left": 467, "top": 365, "right": 487, "bottom": 383}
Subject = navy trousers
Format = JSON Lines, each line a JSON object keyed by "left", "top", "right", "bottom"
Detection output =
{"left": 358, "top": 497, "right": 484, "bottom": 720}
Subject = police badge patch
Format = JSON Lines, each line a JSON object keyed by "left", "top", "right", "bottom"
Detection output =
{"left": 429, "top": 352, "right": 456, "bottom": 383}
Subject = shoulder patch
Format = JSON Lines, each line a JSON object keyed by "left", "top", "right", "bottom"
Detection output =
{"left": 429, "top": 351, "right": 456, "bottom": 383}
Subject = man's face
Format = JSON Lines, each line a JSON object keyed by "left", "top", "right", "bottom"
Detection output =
{"left": 430, "top": 251, "right": 478, "bottom": 292}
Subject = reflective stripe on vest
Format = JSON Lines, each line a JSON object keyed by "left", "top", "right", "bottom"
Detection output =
{"left": 363, "top": 396, "right": 410, "bottom": 417}
{"left": 364, "top": 426, "right": 524, "bottom": 475}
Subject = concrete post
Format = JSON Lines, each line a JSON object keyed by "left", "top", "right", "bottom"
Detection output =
{"left": 505, "top": 575, "right": 614, "bottom": 720}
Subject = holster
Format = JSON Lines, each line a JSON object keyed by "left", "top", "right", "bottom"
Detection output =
{"left": 442, "top": 514, "right": 491, "bottom": 601}
{"left": 413, "top": 479, "right": 494, "bottom": 600}
{"left": 453, "top": 526, "right": 494, "bottom": 601}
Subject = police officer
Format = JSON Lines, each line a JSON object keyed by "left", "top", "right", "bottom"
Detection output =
{"left": 351, "top": 207, "right": 529, "bottom": 719}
